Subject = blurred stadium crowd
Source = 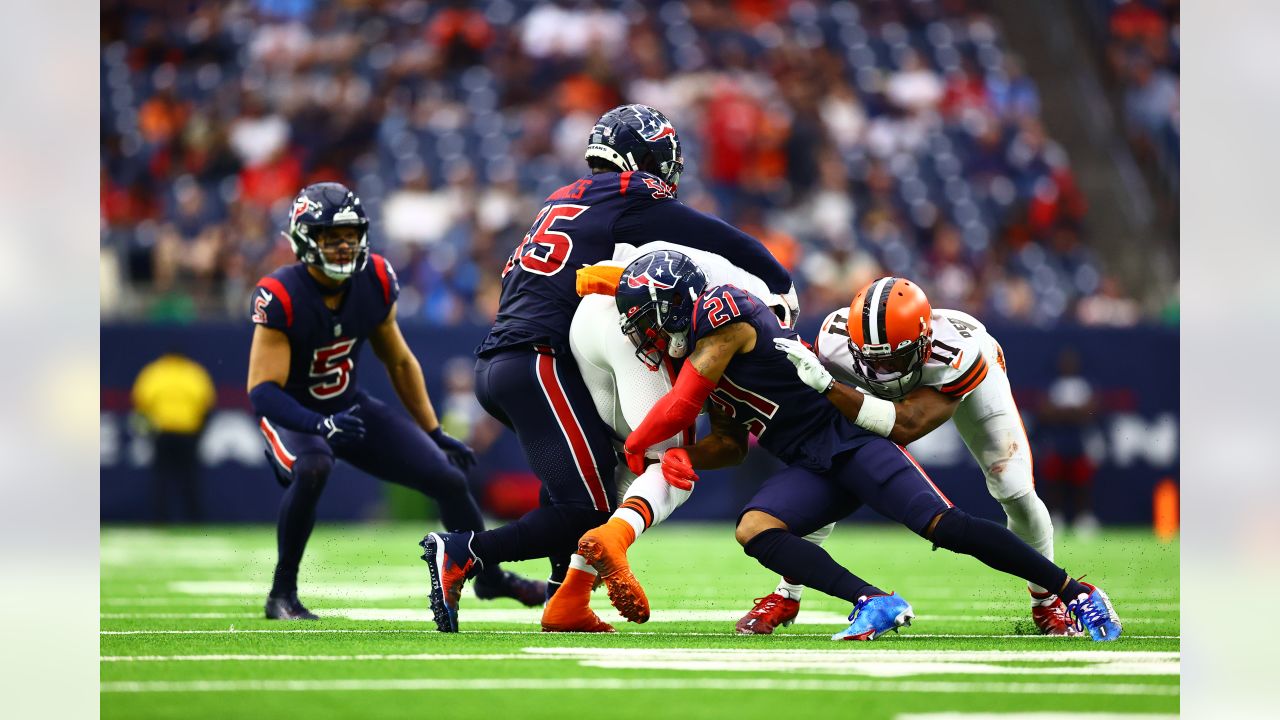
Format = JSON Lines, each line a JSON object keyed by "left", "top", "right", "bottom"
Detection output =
{"left": 100, "top": 0, "right": 1177, "bottom": 327}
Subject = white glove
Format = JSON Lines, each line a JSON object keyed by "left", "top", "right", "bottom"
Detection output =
{"left": 773, "top": 337, "right": 834, "bottom": 394}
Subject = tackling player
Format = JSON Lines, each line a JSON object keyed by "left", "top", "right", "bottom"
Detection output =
{"left": 420, "top": 105, "right": 795, "bottom": 633}
{"left": 739, "top": 277, "right": 1072, "bottom": 635}
{"left": 247, "top": 182, "right": 543, "bottom": 619}
{"left": 614, "top": 250, "right": 1122, "bottom": 641}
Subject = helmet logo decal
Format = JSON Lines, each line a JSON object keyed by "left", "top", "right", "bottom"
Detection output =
{"left": 291, "top": 196, "right": 320, "bottom": 223}
{"left": 626, "top": 271, "right": 675, "bottom": 291}
{"left": 644, "top": 125, "right": 676, "bottom": 142}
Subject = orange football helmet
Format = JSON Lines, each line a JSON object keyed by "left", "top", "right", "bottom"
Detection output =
{"left": 846, "top": 277, "right": 933, "bottom": 398}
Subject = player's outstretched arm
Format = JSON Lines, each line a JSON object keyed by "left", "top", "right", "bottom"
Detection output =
{"left": 369, "top": 302, "right": 441, "bottom": 433}
{"left": 370, "top": 303, "right": 476, "bottom": 469}
{"left": 773, "top": 337, "right": 959, "bottom": 445}
{"left": 623, "top": 322, "right": 756, "bottom": 473}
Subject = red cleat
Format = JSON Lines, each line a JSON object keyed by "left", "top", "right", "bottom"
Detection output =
{"left": 1031, "top": 590, "right": 1080, "bottom": 636}
{"left": 736, "top": 593, "right": 800, "bottom": 635}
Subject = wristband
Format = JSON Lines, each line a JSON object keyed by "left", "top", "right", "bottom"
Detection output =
{"left": 249, "top": 382, "right": 326, "bottom": 433}
{"left": 854, "top": 394, "right": 896, "bottom": 437}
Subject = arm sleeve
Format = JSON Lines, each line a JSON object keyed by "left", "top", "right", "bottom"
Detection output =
{"left": 624, "top": 364, "right": 717, "bottom": 456}
{"left": 249, "top": 382, "right": 325, "bottom": 433}
{"left": 613, "top": 201, "right": 792, "bottom": 294}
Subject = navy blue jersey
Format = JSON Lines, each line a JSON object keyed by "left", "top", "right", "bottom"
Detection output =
{"left": 477, "top": 171, "right": 791, "bottom": 356}
{"left": 690, "top": 285, "right": 876, "bottom": 471}
{"left": 250, "top": 255, "right": 400, "bottom": 414}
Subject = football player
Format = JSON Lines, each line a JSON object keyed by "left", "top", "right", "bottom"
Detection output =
{"left": 247, "top": 182, "right": 544, "bottom": 620}
{"left": 540, "top": 251, "right": 790, "bottom": 632}
{"left": 739, "top": 277, "right": 1072, "bottom": 635}
{"left": 616, "top": 250, "right": 1122, "bottom": 641}
{"left": 420, "top": 105, "right": 796, "bottom": 633}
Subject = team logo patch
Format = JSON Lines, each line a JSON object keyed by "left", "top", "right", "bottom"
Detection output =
{"left": 627, "top": 271, "right": 675, "bottom": 290}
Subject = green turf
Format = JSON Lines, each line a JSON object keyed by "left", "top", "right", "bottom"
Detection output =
{"left": 101, "top": 523, "right": 1179, "bottom": 719}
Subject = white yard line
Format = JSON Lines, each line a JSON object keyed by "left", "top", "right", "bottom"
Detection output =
{"left": 101, "top": 649, "right": 1179, "bottom": 663}
{"left": 99, "top": 628, "right": 1181, "bottom": 639}
{"left": 99, "top": 677, "right": 1179, "bottom": 696}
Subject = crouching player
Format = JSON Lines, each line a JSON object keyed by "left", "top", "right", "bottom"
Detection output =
{"left": 739, "top": 277, "right": 1072, "bottom": 635}
{"left": 613, "top": 250, "right": 1122, "bottom": 641}
{"left": 247, "top": 183, "right": 544, "bottom": 619}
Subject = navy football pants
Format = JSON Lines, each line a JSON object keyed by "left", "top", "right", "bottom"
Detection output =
{"left": 259, "top": 391, "right": 485, "bottom": 595}
{"left": 474, "top": 348, "right": 617, "bottom": 512}
{"left": 742, "top": 436, "right": 954, "bottom": 536}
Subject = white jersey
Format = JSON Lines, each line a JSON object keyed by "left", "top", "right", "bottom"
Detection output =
{"left": 815, "top": 307, "right": 998, "bottom": 400}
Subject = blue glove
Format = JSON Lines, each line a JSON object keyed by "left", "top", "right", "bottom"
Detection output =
{"left": 430, "top": 427, "right": 477, "bottom": 471}
{"left": 318, "top": 404, "right": 365, "bottom": 447}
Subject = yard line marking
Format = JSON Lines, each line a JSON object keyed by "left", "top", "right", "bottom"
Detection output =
{"left": 99, "top": 649, "right": 1178, "bottom": 678}
{"left": 896, "top": 714, "right": 1179, "bottom": 719}
{"left": 101, "top": 613, "right": 261, "bottom": 619}
{"left": 100, "top": 650, "right": 1179, "bottom": 663}
{"left": 99, "top": 628, "right": 1181, "bottom": 639}
{"left": 99, "top": 678, "right": 1179, "bottom": 696}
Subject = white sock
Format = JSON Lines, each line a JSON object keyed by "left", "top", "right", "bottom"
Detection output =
{"left": 1002, "top": 491, "right": 1056, "bottom": 595}
{"left": 773, "top": 523, "right": 836, "bottom": 601}
{"left": 613, "top": 464, "right": 693, "bottom": 538}
{"left": 568, "top": 553, "right": 597, "bottom": 576}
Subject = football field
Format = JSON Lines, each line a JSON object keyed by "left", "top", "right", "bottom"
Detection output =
{"left": 101, "top": 523, "right": 1179, "bottom": 719}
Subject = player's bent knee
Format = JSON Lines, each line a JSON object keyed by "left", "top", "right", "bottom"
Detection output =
{"left": 925, "top": 507, "right": 969, "bottom": 548}
{"left": 292, "top": 454, "right": 333, "bottom": 492}
{"left": 735, "top": 510, "right": 788, "bottom": 547}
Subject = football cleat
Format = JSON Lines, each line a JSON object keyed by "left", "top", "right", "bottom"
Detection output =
{"left": 831, "top": 593, "right": 915, "bottom": 641}
{"left": 735, "top": 593, "right": 800, "bottom": 635}
{"left": 420, "top": 532, "right": 478, "bottom": 633}
{"left": 1030, "top": 589, "right": 1080, "bottom": 636}
{"left": 1067, "top": 582, "right": 1123, "bottom": 642}
{"left": 577, "top": 527, "right": 649, "bottom": 623}
{"left": 473, "top": 568, "right": 548, "bottom": 608}
{"left": 264, "top": 594, "right": 319, "bottom": 621}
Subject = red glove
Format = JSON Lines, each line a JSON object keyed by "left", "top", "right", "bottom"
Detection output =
{"left": 660, "top": 448, "right": 698, "bottom": 490}
{"left": 624, "top": 446, "right": 647, "bottom": 475}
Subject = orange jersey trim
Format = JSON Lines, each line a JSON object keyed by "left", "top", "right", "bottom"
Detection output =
{"left": 940, "top": 355, "right": 989, "bottom": 397}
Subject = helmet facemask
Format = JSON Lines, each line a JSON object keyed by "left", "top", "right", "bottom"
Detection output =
{"left": 619, "top": 292, "right": 694, "bottom": 371}
{"left": 849, "top": 328, "right": 933, "bottom": 400}
{"left": 285, "top": 199, "right": 370, "bottom": 282}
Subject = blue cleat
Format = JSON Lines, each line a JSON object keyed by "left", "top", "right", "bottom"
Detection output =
{"left": 831, "top": 593, "right": 915, "bottom": 641}
{"left": 1067, "top": 582, "right": 1123, "bottom": 642}
{"left": 419, "top": 532, "right": 479, "bottom": 633}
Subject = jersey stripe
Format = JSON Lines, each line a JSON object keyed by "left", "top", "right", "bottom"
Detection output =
{"left": 618, "top": 170, "right": 633, "bottom": 195}
{"left": 940, "top": 355, "right": 989, "bottom": 396}
{"left": 371, "top": 254, "right": 392, "bottom": 305}
{"left": 257, "top": 277, "right": 293, "bottom": 327}
{"left": 534, "top": 354, "right": 610, "bottom": 512}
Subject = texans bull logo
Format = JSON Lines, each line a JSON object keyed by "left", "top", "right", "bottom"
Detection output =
{"left": 626, "top": 271, "right": 675, "bottom": 290}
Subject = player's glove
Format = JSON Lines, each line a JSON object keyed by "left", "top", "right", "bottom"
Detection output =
{"left": 660, "top": 448, "right": 698, "bottom": 491}
{"left": 430, "top": 427, "right": 478, "bottom": 472}
{"left": 318, "top": 404, "right": 365, "bottom": 446}
{"left": 623, "top": 445, "right": 648, "bottom": 476}
{"left": 773, "top": 337, "right": 835, "bottom": 394}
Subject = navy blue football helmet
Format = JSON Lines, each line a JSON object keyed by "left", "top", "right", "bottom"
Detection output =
{"left": 615, "top": 250, "right": 708, "bottom": 370}
{"left": 586, "top": 104, "right": 684, "bottom": 193}
{"left": 284, "top": 182, "right": 370, "bottom": 281}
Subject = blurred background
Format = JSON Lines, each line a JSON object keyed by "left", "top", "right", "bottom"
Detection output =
{"left": 100, "top": 0, "right": 1178, "bottom": 532}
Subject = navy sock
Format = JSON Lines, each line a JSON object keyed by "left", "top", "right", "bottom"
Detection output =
{"left": 928, "top": 509, "right": 1085, "bottom": 597}
{"left": 469, "top": 505, "right": 608, "bottom": 567}
{"left": 743, "top": 528, "right": 883, "bottom": 604}
{"left": 271, "top": 455, "right": 332, "bottom": 597}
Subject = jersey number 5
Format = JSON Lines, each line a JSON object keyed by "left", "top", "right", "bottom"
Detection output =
{"left": 309, "top": 338, "right": 357, "bottom": 400}
{"left": 504, "top": 204, "right": 588, "bottom": 278}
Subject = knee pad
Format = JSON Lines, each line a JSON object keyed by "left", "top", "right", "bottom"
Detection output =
{"left": 984, "top": 455, "right": 1035, "bottom": 503}
{"left": 291, "top": 454, "right": 333, "bottom": 493}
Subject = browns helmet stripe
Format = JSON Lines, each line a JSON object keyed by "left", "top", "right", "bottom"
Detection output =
{"left": 862, "top": 277, "right": 896, "bottom": 345}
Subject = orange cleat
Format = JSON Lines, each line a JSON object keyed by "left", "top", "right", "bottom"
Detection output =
{"left": 577, "top": 519, "right": 649, "bottom": 623}
{"left": 541, "top": 567, "right": 615, "bottom": 633}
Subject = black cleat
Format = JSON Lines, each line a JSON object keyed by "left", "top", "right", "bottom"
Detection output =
{"left": 420, "top": 532, "right": 477, "bottom": 632}
{"left": 264, "top": 594, "right": 319, "bottom": 620}
{"left": 474, "top": 568, "right": 548, "bottom": 608}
